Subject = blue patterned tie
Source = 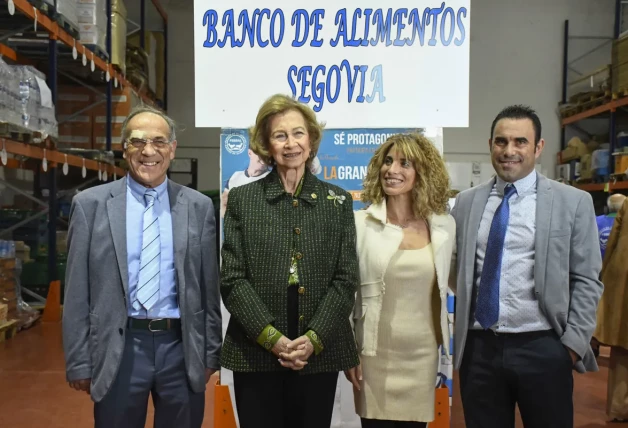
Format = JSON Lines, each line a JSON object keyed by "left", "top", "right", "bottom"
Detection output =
{"left": 134, "top": 189, "right": 160, "bottom": 311}
{"left": 476, "top": 184, "right": 517, "bottom": 329}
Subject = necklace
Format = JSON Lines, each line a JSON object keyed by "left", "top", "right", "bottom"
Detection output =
{"left": 387, "top": 217, "right": 413, "bottom": 229}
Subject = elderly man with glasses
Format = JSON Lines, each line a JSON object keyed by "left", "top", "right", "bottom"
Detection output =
{"left": 62, "top": 106, "right": 222, "bottom": 428}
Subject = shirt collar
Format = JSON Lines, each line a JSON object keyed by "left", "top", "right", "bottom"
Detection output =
{"left": 496, "top": 169, "right": 537, "bottom": 196}
{"left": 127, "top": 174, "right": 168, "bottom": 204}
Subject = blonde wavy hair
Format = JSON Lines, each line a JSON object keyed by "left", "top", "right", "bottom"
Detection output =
{"left": 361, "top": 133, "right": 451, "bottom": 219}
{"left": 249, "top": 94, "right": 324, "bottom": 168}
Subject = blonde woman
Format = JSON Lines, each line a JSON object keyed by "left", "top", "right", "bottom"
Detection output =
{"left": 346, "top": 133, "right": 455, "bottom": 428}
{"left": 220, "top": 94, "right": 360, "bottom": 428}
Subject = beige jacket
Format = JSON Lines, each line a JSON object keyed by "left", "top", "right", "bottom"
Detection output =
{"left": 352, "top": 200, "right": 456, "bottom": 358}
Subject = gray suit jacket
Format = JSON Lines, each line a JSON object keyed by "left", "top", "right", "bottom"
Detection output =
{"left": 449, "top": 173, "right": 603, "bottom": 373}
{"left": 62, "top": 177, "right": 222, "bottom": 402}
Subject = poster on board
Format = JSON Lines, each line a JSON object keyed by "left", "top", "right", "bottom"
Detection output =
{"left": 218, "top": 128, "right": 454, "bottom": 427}
{"left": 193, "top": 1, "right": 471, "bottom": 129}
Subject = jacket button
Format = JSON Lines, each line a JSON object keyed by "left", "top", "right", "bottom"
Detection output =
{"left": 119, "top": 328, "right": 124, "bottom": 335}
{"left": 295, "top": 252, "right": 303, "bottom": 260}
{"left": 293, "top": 200, "right": 299, "bottom": 207}
{"left": 298, "top": 286, "right": 305, "bottom": 295}
{"left": 299, "top": 315, "right": 305, "bottom": 322}
{"left": 294, "top": 228, "right": 301, "bottom": 235}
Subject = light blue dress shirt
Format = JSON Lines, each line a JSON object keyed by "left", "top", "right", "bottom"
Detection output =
{"left": 471, "top": 169, "right": 551, "bottom": 333}
{"left": 126, "top": 175, "right": 180, "bottom": 319}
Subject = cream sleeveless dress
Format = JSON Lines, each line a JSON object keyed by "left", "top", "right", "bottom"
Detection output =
{"left": 356, "top": 244, "right": 440, "bottom": 422}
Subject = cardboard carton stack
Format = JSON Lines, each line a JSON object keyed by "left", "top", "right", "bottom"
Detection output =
{"left": 76, "top": 0, "right": 107, "bottom": 54}
{"left": 57, "top": 85, "right": 136, "bottom": 150}
{"left": 0, "top": 257, "right": 19, "bottom": 322}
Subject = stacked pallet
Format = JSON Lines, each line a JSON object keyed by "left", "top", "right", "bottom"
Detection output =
{"left": 612, "top": 35, "right": 628, "bottom": 93}
{"left": 0, "top": 258, "right": 19, "bottom": 324}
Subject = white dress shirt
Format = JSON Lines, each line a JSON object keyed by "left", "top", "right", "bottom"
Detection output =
{"left": 471, "top": 170, "right": 551, "bottom": 333}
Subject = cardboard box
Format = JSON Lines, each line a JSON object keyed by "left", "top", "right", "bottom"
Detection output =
{"left": 57, "top": 86, "right": 94, "bottom": 115}
{"left": 94, "top": 138, "right": 123, "bottom": 151}
{"left": 0, "top": 278, "right": 16, "bottom": 292}
{"left": 94, "top": 88, "right": 132, "bottom": 116}
{"left": 0, "top": 258, "right": 16, "bottom": 270}
{"left": 58, "top": 115, "right": 92, "bottom": 136}
{"left": 0, "top": 303, "right": 7, "bottom": 323}
{"left": 58, "top": 135, "right": 92, "bottom": 148}
{"left": 94, "top": 115, "right": 126, "bottom": 138}
{"left": 76, "top": 3, "right": 107, "bottom": 26}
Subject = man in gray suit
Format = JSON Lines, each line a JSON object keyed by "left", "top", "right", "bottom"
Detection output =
{"left": 62, "top": 106, "right": 222, "bottom": 427}
{"left": 449, "top": 105, "right": 603, "bottom": 428}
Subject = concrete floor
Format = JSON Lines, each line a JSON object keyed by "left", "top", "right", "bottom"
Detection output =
{"left": 0, "top": 322, "right": 624, "bottom": 427}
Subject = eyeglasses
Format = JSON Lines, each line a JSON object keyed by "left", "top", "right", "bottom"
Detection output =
{"left": 125, "top": 138, "right": 171, "bottom": 150}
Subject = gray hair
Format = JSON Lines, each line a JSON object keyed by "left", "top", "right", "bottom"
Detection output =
{"left": 608, "top": 193, "right": 626, "bottom": 213}
{"left": 121, "top": 105, "right": 177, "bottom": 143}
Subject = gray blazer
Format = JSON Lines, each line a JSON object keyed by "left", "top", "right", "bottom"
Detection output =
{"left": 449, "top": 173, "right": 603, "bottom": 373}
{"left": 62, "top": 177, "right": 222, "bottom": 402}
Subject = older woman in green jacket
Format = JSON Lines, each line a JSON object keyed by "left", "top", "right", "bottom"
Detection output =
{"left": 220, "top": 94, "right": 360, "bottom": 428}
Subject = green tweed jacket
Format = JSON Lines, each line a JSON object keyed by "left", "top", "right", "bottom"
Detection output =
{"left": 220, "top": 168, "right": 360, "bottom": 374}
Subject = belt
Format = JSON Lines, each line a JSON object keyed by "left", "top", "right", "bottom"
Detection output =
{"left": 469, "top": 328, "right": 554, "bottom": 338}
{"left": 127, "top": 318, "right": 181, "bottom": 332}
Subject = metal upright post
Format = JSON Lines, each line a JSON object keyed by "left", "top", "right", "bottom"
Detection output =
{"left": 561, "top": 20, "right": 569, "bottom": 151}
{"left": 47, "top": 36, "right": 58, "bottom": 284}
{"left": 140, "top": 0, "right": 146, "bottom": 50}
{"left": 164, "top": 20, "right": 168, "bottom": 110}
{"left": 610, "top": 0, "right": 622, "bottom": 176}
{"left": 106, "top": 0, "right": 113, "bottom": 151}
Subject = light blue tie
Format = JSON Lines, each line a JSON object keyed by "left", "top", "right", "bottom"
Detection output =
{"left": 476, "top": 184, "right": 517, "bottom": 329}
{"left": 134, "top": 189, "right": 160, "bottom": 311}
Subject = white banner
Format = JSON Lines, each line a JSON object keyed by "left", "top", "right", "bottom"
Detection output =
{"left": 193, "top": 1, "right": 470, "bottom": 128}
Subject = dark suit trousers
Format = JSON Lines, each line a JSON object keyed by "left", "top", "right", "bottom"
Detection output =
{"left": 233, "top": 285, "right": 338, "bottom": 428}
{"left": 233, "top": 370, "right": 338, "bottom": 428}
{"left": 361, "top": 418, "right": 426, "bottom": 428}
{"left": 459, "top": 329, "right": 574, "bottom": 428}
{"left": 94, "top": 328, "right": 205, "bottom": 428}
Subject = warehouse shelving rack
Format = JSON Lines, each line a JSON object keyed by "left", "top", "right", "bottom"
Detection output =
{"left": 559, "top": 0, "right": 627, "bottom": 195}
{"left": 0, "top": 0, "right": 168, "bottom": 299}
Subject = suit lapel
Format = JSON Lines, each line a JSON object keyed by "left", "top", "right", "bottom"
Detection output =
{"left": 168, "top": 180, "right": 188, "bottom": 294}
{"left": 534, "top": 173, "right": 553, "bottom": 296}
{"left": 429, "top": 215, "right": 448, "bottom": 293}
{"left": 464, "top": 179, "right": 494, "bottom": 298}
{"left": 107, "top": 177, "right": 129, "bottom": 299}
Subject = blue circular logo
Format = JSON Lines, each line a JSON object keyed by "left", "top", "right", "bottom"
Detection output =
{"left": 225, "top": 134, "right": 246, "bottom": 155}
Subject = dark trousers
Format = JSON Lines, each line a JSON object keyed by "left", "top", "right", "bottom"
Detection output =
{"left": 233, "top": 371, "right": 338, "bottom": 428}
{"left": 361, "top": 418, "right": 427, "bottom": 428}
{"left": 460, "top": 329, "right": 574, "bottom": 428}
{"left": 94, "top": 328, "right": 205, "bottom": 428}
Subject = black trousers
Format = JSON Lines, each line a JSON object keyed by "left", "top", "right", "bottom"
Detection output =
{"left": 233, "top": 371, "right": 338, "bottom": 428}
{"left": 460, "top": 329, "right": 574, "bottom": 428}
{"left": 361, "top": 418, "right": 427, "bottom": 428}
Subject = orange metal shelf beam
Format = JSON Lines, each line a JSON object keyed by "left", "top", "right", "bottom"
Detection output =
{"left": 0, "top": 42, "right": 35, "bottom": 65}
{"left": 562, "top": 96, "right": 628, "bottom": 126}
{"left": 574, "top": 181, "right": 628, "bottom": 192}
{"left": 11, "top": 0, "right": 157, "bottom": 107}
{"left": 1, "top": 138, "right": 125, "bottom": 176}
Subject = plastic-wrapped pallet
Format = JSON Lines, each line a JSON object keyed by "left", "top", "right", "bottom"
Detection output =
{"left": 77, "top": 0, "right": 107, "bottom": 54}
{"left": 55, "top": 0, "right": 80, "bottom": 31}
{"left": 111, "top": 0, "right": 128, "bottom": 73}
{"left": 591, "top": 148, "right": 611, "bottom": 176}
{"left": 8, "top": 65, "right": 58, "bottom": 139}
{"left": 77, "top": 0, "right": 107, "bottom": 26}
{"left": 0, "top": 57, "right": 21, "bottom": 128}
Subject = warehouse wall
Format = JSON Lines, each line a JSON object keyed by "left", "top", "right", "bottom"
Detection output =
{"left": 166, "top": 0, "right": 616, "bottom": 190}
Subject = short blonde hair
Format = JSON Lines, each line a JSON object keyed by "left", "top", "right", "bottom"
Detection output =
{"left": 249, "top": 94, "right": 324, "bottom": 167}
{"left": 361, "top": 133, "right": 451, "bottom": 219}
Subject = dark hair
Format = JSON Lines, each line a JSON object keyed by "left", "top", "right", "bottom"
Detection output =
{"left": 490, "top": 105, "right": 542, "bottom": 144}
